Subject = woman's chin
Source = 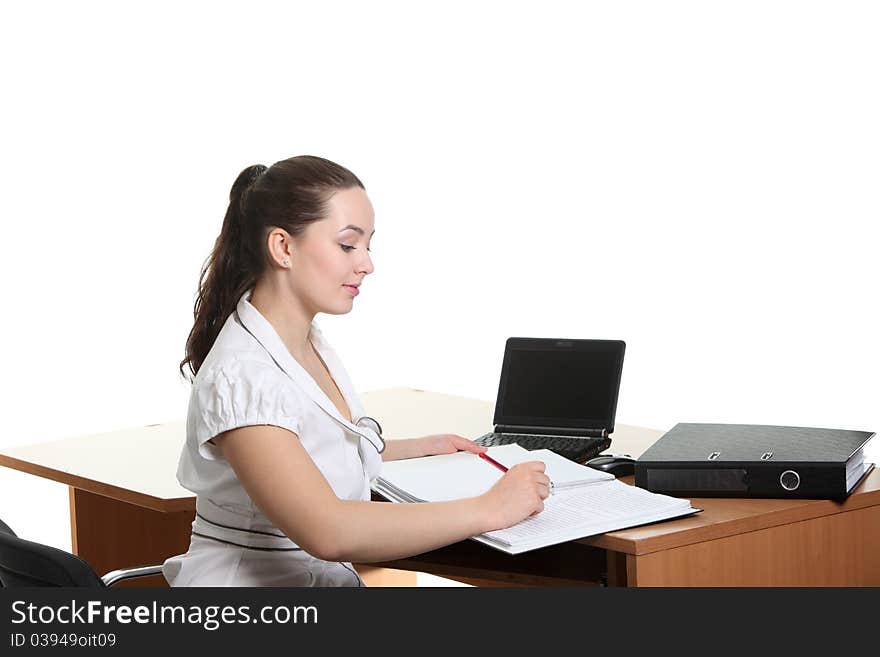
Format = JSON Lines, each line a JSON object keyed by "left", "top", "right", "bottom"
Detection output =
{"left": 321, "top": 300, "right": 355, "bottom": 316}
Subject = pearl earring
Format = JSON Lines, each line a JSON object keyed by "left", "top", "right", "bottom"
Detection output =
{"left": 282, "top": 258, "right": 290, "bottom": 266}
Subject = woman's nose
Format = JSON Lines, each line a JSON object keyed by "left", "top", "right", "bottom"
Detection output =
{"left": 358, "top": 250, "right": 374, "bottom": 275}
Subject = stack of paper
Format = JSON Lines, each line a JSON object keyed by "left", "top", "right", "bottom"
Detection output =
{"left": 373, "top": 444, "right": 699, "bottom": 555}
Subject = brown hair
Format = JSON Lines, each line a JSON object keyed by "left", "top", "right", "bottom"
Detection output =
{"left": 179, "top": 155, "right": 364, "bottom": 381}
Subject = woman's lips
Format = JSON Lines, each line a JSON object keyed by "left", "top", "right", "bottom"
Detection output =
{"left": 343, "top": 285, "right": 360, "bottom": 297}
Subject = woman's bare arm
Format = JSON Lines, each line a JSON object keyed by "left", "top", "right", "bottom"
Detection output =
{"left": 380, "top": 437, "right": 429, "bottom": 461}
{"left": 382, "top": 434, "right": 486, "bottom": 461}
{"left": 213, "top": 425, "right": 547, "bottom": 563}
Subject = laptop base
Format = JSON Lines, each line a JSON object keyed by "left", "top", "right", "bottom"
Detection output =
{"left": 474, "top": 432, "right": 611, "bottom": 464}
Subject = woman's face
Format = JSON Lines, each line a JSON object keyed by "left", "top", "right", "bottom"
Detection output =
{"left": 289, "top": 186, "right": 375, "bottom": 316}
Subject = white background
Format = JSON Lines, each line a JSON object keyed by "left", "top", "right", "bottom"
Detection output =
{"left": 1, "top": 2, "right": 877, "bottom": 585}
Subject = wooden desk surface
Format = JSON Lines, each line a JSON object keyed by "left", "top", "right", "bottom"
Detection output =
{"left": 1, "top": 387, "right": 877, "bottom": 560}
{"left": 0, "top": 422, "right": 192, "bottom": 512}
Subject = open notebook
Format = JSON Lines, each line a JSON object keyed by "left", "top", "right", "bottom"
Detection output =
{"left": 373, "top": 444, "right": 700, "bottom": 555}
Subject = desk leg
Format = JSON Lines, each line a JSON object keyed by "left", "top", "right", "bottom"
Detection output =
{"left": 69, "top": 487, "right": 195, "bottom": 588}
{"left": 605, "top": 551, "right": 629, "bottom": 587}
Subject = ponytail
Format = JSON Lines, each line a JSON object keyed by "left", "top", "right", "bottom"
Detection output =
{"left": 179, "top": 164, "right": 267, "bottom": 380}
{"left": 179, "top": 156, "right": 364, "bottom": 381}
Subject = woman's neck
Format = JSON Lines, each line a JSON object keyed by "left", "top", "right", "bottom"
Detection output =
{"left": 249, "top": 279, "right": 315, "bottom": 362}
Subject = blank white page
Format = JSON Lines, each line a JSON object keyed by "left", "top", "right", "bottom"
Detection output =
{"left": 377, "top": 444, "right": 613, "bottom": 502}
{"left": 377, "top": 445, "right": 522, "bottom": 501}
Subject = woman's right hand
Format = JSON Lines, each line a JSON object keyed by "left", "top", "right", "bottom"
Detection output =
{"left": 481, "top": 461, "right": 552, "bottom": 531}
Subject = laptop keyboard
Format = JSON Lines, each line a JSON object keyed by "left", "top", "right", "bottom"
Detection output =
{"left": 474, "top": 433, "right": 611, "bottom": 464}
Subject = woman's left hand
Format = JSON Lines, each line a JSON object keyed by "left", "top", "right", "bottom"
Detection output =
{"left": 419, "top": 434, "right": 487, "bottom": 457}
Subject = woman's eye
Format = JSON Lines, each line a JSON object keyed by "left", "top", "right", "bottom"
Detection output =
{"left": 340, "top": 244, "right": 355, "bottom": 252}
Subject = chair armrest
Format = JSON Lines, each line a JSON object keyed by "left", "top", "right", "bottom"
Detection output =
{"left": 101, "top": 564, "right": 165, "bottom": 587}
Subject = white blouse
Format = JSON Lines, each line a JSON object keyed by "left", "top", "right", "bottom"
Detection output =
{"left": 163, "top": 289, "right": 384, "bottom": 586}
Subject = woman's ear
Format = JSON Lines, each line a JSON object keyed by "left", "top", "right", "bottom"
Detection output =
{"left": 266, "top": 227, "right": 293, "bottom": 268}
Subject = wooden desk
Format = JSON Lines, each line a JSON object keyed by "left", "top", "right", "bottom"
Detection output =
{"left": 1, "top": 388, "right": 878, "bottom": 586}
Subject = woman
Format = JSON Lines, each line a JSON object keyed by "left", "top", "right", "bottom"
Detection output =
{"left": 162, "top": 155, "right": 551, "bottom": 586}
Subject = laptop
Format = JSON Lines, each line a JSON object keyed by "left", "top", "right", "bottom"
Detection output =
{"left": 474, "top": 338, "right": 626, "bottom": 463}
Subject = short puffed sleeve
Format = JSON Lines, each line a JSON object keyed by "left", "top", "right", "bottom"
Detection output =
{"left": 190, "top": 360, "right": 303, "bottom": 461}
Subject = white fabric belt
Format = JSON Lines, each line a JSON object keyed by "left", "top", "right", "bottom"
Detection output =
{"left": 193, "top": 498, "right": 302, "bottom": 551}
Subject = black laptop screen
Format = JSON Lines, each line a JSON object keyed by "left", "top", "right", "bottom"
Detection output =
{"left": 493, "top": 339, "right": 625, "bottom": 431}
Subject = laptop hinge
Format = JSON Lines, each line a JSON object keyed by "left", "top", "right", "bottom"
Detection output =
{"left": 495, "top": 425, "right": 608, "bottom": 438}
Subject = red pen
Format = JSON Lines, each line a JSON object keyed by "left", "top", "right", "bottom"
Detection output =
{"left": 479, "top": 451, "right": 509, "bottom": 473}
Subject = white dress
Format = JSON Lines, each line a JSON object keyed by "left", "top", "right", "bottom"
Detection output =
{"left": 162, "top": 289, "right": 385, "bottom": 587}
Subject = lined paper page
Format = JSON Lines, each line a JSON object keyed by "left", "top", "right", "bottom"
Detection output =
{"left": 484, "top": 480, "right": 691, "bottom": 545}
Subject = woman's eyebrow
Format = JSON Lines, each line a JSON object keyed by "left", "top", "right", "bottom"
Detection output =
{"left": 338, "top": 225, "right": 376, "bottom": 236}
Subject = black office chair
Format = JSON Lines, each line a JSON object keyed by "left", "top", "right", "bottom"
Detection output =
{"left": 0, "top": 518, "right": 14, "bottom": 537}
{"left": 0, "top": 517, "right": 164, "bottom": 587}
